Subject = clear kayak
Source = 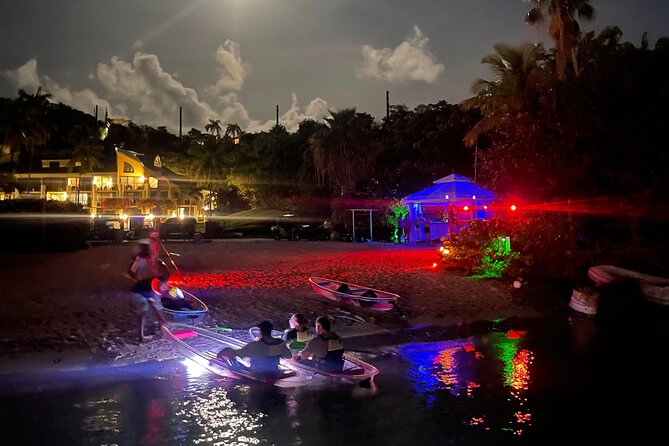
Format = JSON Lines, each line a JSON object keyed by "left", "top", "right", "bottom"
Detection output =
{"left": 309, "top": 276, "right": 399, "bottom": 312}
{"left": 161, "top": 289, "right": 208, "bottom": 321}
{"left": 161, "top": 323, "right": 296, "bottom": 385}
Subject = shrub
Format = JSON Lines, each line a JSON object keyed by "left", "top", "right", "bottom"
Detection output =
{"left": 439, "top": 214, "right": 589, "bottom": 280}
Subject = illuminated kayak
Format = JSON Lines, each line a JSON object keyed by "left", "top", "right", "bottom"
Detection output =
{"left": 161, "top": 289, "right": 208, "bottom": 320}
{"left": 161, "top": 323, "right": 296, "bottom": 385}
{"left": 308, "top": 277, "right": 399, "bottom": 312}
{"left": 285, "top": 352, "right": 379, "bottom": 385}
{"left": 249, "top": 326, "right": 379, "bottom": 385}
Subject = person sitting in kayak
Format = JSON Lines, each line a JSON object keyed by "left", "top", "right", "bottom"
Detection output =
{"left": 294, "top": 316, "right": 344, "bottom": 372}
{"left": 217, "top": 321, "right": 291, "bottom": 374}
{"left": 283, "top": 313, "right": 312, "bottom": 353}
{"left": 152, "top": 279, "right": 193, "bottom": 311}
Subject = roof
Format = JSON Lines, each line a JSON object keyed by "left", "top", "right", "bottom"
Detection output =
{"left": 401, "top": 174, "right": 496, "bottom": 204}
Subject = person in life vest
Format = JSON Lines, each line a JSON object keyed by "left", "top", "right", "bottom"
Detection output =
{"left": 294, "top": 316, "right": 344, "bottom": 372}
{"left": 153, "top": 279, "right": 193, "bottom": 311}
{"left": 283, "top": 313, "right": 312, "bottom": 353}
{"left": 217, "top": 321, "right": 291, "bottom": 374}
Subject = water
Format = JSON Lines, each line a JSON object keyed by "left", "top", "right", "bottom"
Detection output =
{"left": 2, "top": 313, "right": 669, "bottom": 445}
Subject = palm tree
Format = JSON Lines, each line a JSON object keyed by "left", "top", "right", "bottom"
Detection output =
{"left": 461, "top": 43, "right": 550, "bottom": 147}
{"left": 0, "top": 106, "right": 29, "bottom": 172}
{"left": 309, "top": 108, "right": 382, "bottom": 195}
{"left": 68, "top": 128, "right": 105, "bottom": 204}
{"left": 187, "top": 134, "right": 231, "bottom": 214}
{"left": 224, "top": 123, "right": 243, "bottom": 144}
{"left": 205, "top": 119, "right": 222, "bottom": 137}
{"left": 16, "top": 87, "right": 52, "bottom": 180}
{"left": 525, "top": 0, "right": 595, "bottom": 79}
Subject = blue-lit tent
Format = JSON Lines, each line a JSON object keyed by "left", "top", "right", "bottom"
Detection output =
{"left": 400, "top": 174, "right": 497, "bottom": 239}
{"left": 401, "top": 174, "right": 496, "bottom": 205}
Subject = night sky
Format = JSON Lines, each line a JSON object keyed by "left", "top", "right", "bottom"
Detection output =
{"left": 1, "top": 0, "right": 667, "bottom": 133}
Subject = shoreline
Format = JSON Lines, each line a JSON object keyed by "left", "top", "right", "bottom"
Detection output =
{"left": 0, "top": 239, "right": 563, "bottom": 376}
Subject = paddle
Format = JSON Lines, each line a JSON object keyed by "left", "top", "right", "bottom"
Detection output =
{"left": 391, "top": 301, "right": 409, "bottom": 319}
{"left": 158, "top": 237, "right": 183, "bottom": 278}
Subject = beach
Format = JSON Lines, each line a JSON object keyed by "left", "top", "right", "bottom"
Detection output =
{"left": 0, "top": 239, "right": 563, "bottom": 374}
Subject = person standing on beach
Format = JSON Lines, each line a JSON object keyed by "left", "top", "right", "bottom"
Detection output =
{"left": 404, "top": 217, "right": 413, "bottom": 243}
{"left": 149, "top": 229, "right": 161, "bottom": 262}
{"left": 423, "top": 217, "right": 432, "bottom": 243}
{"left": 414, "top": 216, "right": 422, "bottom": 242}
{"left": 128, "top": 240, "right": 167, "bottom": 343}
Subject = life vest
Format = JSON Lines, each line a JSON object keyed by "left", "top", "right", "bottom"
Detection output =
{"left": 314, "top": 334, "right": 344, "bottom": 372}
{"left": 251, "top": 338, "right": 286, "bottom": 372}
{"left": 287, "top": 329, "right": 312, "bottom": 350}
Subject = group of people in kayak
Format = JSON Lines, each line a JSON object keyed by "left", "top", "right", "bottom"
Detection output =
{"left": 216, "top": 313, "right": 345, "bottom": 375}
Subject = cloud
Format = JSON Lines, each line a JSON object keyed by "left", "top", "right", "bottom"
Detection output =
{"left": 358, "top": 26, "right": 444, "bottom": 83}
{"left": 3, "top": 58, "right": 41, "bottom": 92}
{"left": 205, "top": 40, "right": 250, "bottom": 95}
{"left": 3, "top": 58, "right": 114, "bottom": 117}
{"left": 95, "top": 52, "right": 222, "bottom": 131}
{"left": 247, "top": 93, "right": 330, "bottom": 133}
{"left": 3, "top": 43, "right": 328, "bottom": 135}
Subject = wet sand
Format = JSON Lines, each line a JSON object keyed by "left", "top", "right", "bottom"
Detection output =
{"left": 0, "top": 239, "right": 565, "bottom": 373}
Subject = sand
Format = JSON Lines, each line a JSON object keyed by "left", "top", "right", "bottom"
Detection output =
{"left": 0, "top": 239, "right": 562, "bottom": 374}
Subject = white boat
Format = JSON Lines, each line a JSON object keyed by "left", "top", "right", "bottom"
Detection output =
{"left": 588, "top": 264, "right": 669, "bottom": 307}
{"left": 308, "top": 277, "right": 399, "bottom": 312}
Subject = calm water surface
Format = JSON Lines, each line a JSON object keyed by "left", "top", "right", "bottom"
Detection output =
{"left": 2, "top": 313, "right": 668, "bottom": 445}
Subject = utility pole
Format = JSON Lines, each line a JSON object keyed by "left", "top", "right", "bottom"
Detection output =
{"left": 179, "top": 106, "right": 183, "bottom": 149}
{"left": 386, "top": 90, "right": 390, "bottom": 123}
{"left": 276, "top": 105, "right": 279, "bottom": 127}
{"left": 94, "top": 104, "right": 98, "bottom": 121}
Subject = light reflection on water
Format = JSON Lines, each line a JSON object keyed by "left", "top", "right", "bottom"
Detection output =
{"left": 396, "top": 330, "right": 535, "bottom": 436}
{"left": 174, "top": 387, "right": 264, "bottom": 445}
{"left": 4, "top": 315, "right": 669, "bottom": 445}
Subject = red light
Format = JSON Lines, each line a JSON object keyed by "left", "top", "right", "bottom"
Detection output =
{"left": 507, "top": 329, "right": 526, "bottom": 339}
{"left": 463, "top": 205, "right": 469, "bottom": 211}
{"left": 483, "top": 205, "right": 488, "bottom": 210}
{"left": 510, "top": 204, "right": 517, "bottom": 211}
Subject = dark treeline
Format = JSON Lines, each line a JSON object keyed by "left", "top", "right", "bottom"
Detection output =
{"left": 2, "top": 26, "right": 667, "bottom": 212}
{"left": 0, "top": 95, "right": 480, "bottom": 214}
{"left": 2, "top": 3, "right": 669, "bottom": 272}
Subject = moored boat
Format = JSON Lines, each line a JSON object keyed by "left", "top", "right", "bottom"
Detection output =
{"left": 308, "top": 277, "right": 399, "bottom": 312}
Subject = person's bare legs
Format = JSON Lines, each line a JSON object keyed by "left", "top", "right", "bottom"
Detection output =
{"left": 138, "top": 312, "right": 147, "bottom": 343}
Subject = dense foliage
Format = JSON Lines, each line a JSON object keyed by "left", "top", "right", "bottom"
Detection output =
{"left": 1, "top": 2, "right": 668, "bottom": 273}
